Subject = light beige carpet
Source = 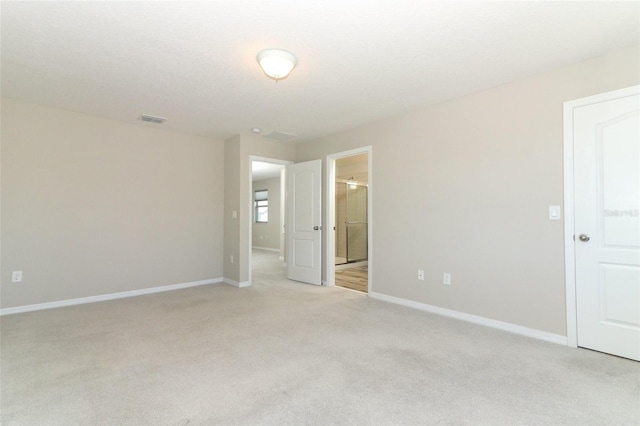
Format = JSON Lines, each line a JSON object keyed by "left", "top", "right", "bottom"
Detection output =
{"left": 1, "top": 250, "right": 639, "bottom": 425}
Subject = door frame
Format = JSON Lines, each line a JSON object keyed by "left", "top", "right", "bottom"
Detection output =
{"left": 248, "top": 156, "right": 292, "bottom": 286}
{"left": 326, "top": 146, "right": 373, "bottom": 290}
{"left": 562, "top": 85, "right": 639, "bottom": 348}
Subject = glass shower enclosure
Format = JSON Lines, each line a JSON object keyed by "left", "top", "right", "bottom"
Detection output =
{"left": 335, "top": 181, "right": 368, "bottom": 265}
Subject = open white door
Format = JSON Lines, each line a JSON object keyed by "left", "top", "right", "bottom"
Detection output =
{"left": 286, "top": 160, "right": 322, "bottom": 285}
{"left": 571, "top": 87, "right": 640, "bottom": 361}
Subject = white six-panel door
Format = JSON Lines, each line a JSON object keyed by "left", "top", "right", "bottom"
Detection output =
{"left": 572, "top": 87, "right": 640, "bottom": 361}
{"left": 286, "top": 160, "right": 322, "bottom": 285}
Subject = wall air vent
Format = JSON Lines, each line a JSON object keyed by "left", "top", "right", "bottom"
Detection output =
{"left": 263, "top": 131, "right": 297, "bottom": 142}
{"left": 138, "top": 114, "right": 167, "bottom": 124}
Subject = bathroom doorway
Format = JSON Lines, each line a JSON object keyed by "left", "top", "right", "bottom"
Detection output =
{"left": 333, "top": 152, "right": 369, "bottom": 293}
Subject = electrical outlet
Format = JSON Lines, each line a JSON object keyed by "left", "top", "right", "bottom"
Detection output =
{"left": 229, "top": 255, "right": 234, "bottom": 264}
{"left": 443, "top": 273, "right": 451, "bottom": 285}
{"left": 12, "top": 271, "right": 23, "bottom": 283}
{"left": 418, "top": 269, "right": 425, "bottom": 281}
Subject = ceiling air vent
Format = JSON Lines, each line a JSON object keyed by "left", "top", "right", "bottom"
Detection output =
{"left": 138, "top": 114, "right": 167, "bottom": 124}
{"left": 263, "top": 130, "right": 297, "bottom": 142}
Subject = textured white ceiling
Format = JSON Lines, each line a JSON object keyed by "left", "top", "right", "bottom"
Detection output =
{"left": 2, "top": 1, "right": 638, "bottom": 142}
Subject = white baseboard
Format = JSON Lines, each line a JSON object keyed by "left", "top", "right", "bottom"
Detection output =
{"left": 369, "top": 292, "right": 568, "bottom": 346}
{"left": 252, "top": 246, "right": 280, "bottom": 253}
{"left": 0, "top": 278, "right": 224, "bottom": 316}
{"left": 223, "top": 278, "right": 251, "bottom": 288}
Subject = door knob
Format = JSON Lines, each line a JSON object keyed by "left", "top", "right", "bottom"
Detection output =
{"left": 313, "top": 226, "right": 319, "bottom": 230}
{"left": 578, "top": 234, "right": 590, "bottom": 242}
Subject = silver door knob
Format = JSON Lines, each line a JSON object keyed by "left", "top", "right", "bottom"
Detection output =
{"left": 579, "top": 234, "right": 590, "bottom": 242}
{"left": 313, "top": 226, "right": 319, "bottom": 230}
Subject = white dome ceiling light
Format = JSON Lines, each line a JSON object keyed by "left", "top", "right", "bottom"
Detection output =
{"left": 257, "top": 49, "right": 297, "bottom": 81}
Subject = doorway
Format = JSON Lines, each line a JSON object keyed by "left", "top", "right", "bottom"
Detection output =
{"left": 327, "top": 148, "right": 372, "bottom": 293}
{"left": 564, "top": 85, "right": 639, "bottom": 361}
{"left": 249, "top": 157, "right": 290, "bottom": 286}
{"left": 335, "top": 178, "right": 368, "bottom": 266}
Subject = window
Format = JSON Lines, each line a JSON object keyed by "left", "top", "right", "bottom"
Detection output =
{"left": 254, "top": 189, "right": 268, "bottom": 223}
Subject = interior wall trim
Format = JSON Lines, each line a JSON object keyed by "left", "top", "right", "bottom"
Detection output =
{"left": 0, "top": 278, "right": 224, "bottom": 316}
{"left": 369, "top": 292, "right": 568, "bottom": 346}
{"left": 223, "top": 278, "right": 251, "bottom": 288}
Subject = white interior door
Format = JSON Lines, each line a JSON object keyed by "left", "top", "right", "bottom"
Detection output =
{"left": 574, "top": 88, "right": 640, "bottom": 361}
{"left": 287, "top": 160, "right": 322, "bottom": 285}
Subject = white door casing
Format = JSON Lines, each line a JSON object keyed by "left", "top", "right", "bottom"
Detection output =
{"left": 564, "top": 85, "right": 640, "bottom": 361}
{"left": 287, "top": 160, "right": 322, "bottom": 285}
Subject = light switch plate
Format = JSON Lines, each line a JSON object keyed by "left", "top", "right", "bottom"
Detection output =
{"left": 443, "top": 273, "right": 451, "bottom": 285}
{"left": 549, "top": 205, "right": 561, "bottom": 220}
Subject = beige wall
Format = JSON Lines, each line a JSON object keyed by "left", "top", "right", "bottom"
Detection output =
{"left": 1, "top": 98, "right": 225, "bottom": 308}
{"left": 252, "top": 177, "right": 281, "bottom": 251}
{"left": 295, "top": 46, "right": 640, "bottom": 336}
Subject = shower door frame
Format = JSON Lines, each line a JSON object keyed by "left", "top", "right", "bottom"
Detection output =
{"left": 326, "top": 146, "right": 373, "bottom": 291}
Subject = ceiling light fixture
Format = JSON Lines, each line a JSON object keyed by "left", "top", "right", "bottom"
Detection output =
{"left": 257, "top": 49, "right": 297, "bottom": 81}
